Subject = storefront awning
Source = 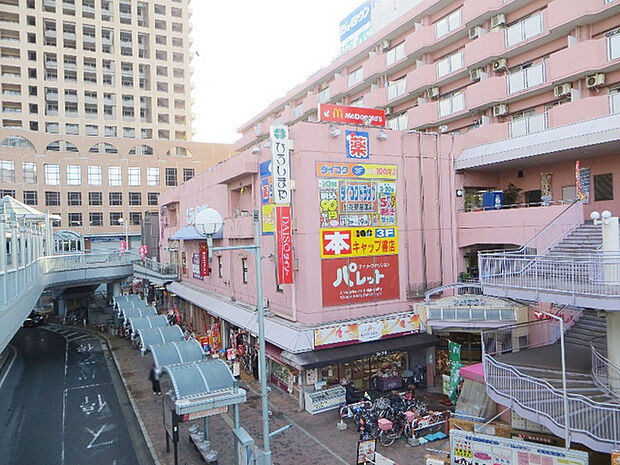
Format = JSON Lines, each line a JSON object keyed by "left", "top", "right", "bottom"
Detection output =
{"left": 170, "top": 226, "right": 223, "bottom": 241}
{"left": 281, "top": 333, "right": 439, "bottom": 369}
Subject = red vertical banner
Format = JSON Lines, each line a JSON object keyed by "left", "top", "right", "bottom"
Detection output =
{"left": 199, "top": 242, "right": 209, "bottom": 276}
{"left": 275, "top": 205, "right": 294, "bottom": 284}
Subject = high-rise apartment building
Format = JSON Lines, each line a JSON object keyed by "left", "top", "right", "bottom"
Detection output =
{"left": 0, "top": 0, "right": 193, "bottom": 140}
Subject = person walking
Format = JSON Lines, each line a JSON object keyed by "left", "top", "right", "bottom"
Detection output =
{"left": 149, "top": 365, "right": 161, "bottom": 395}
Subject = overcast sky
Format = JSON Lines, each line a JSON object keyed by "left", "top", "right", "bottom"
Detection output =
{"left": 190, "top": 1, "right": 364, "bottom": 144}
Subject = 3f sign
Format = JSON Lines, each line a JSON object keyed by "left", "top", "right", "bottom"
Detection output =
{"left": 270, "top": 125, "right": 291, "bottom": 205}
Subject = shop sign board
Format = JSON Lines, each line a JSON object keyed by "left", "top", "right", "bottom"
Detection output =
{"left": 313, "top": 312, "right": 419, "bottom": 349}
{"left": 191, "top": 252, "right": 203, "bottom": 280}
{"left": 320, "top": 227, "right": 398, "bottom": 258}
{"left": 275, "top": 205, "right": 293, "bottom": 284}
{"left": 316, "top": 162, "right": 397, "bottom": 179}
{"left": 319, "top": 103, "right": 386, "bottom": 127}
{"left": 612, "top": 451, "right": 620, "bottom": 465}
{"left": 356, "top": 438, "right": 376, "bottom": 464}
{"left": 321, "top": 254, "right": 399, "bottom": 307}
{"left": 260, "top": 160, "right": 274, "bottom": 235}
{"left": 448, "top": 340, "right": 462, "bottom": 404}
{"left": 182, "top": 406, "right": 228, "bottom": 422}
{"left": 346, "top": 130, "right": 370, "bottom": 159}
{"left": 199, "top": 242, "right": 209, "bottom": 276}
{"left": 270, "top": 125, "right": 291, "bottom": 205}
{"left": 138, "top": 245, "right": 148, "bottom": 258}
{"left": 450, "top": 430, "right": 589, "bottom": 465}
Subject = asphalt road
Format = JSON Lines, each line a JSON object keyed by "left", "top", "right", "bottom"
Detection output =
{"left": 0, "top": 326, "right": 152, "bottom": 465}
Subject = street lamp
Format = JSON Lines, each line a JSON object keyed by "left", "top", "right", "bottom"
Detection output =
{"left": 118, "top": 217, "right": 129, "bottom": 251}
{"left": 194, "top": 208, "right": 272, "bottom": 465}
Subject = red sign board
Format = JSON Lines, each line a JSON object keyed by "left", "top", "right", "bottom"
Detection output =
{"left": 139, "top": 245, "right": 148, "bottom": 258}
{"left": 321, "top": 254, "right": 399, "bottom": 307}
{"left": 318, "top": 103, "right": 386, "bottom": 127}
{"left": 199, "top": 242, "right": 209, "bottom": 277}
{"left": 275, "top": 205, "right": 293, "bottom": 284}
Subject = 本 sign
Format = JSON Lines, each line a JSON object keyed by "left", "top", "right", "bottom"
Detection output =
{"left": 270, "top": 125, "right": 291, "bottom": 205}
{"left": 320, "top": 227, "right": 398, "bottom": 258}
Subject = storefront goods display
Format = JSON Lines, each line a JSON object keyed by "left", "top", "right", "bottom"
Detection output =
{"left": 449, "top": 430, "right": 589, "bottom": 465}
{"left": 304, "top": 385, "right": 346, "bottom": 414}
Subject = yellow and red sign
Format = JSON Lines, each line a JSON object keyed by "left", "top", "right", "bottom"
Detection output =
{"left": 275, "top": 205, "right": 293, "bottom": 284}
{"left": 320, "top": 227, "right": 398, "bottom": 258}
{"left": 316, "top": 162, "right": 397, "bottom": 180}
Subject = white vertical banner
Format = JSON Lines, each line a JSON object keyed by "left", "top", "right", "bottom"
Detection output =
{"left": 270, "top": 125, "right": 291, "bottom": 205}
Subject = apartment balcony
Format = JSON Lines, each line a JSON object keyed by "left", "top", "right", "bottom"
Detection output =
{"left": 82, "top": 4, "right": 95, "bottom": 15}
{"left": 548, "top": 93, "right": 611, "bottom": 128}
{"left": 404, "top": 25, "right": 435, "bottom": 58}
{"left": 64, "top": 94, "right": 78, "bottom": 103}
{"left": 85, "top": 95, "right": 97, "bottom": 105}
{"left": 462, "top": 0, "right": 505, "bottom": 25}
{"left": 302, "top": 92, "right": 319, "bottom": 114}
{"left": 464, "top": 30, "right": 505, "bottom": 67}
{"left": 364, "top": 85, "right": 387, "bottom": 109}
{"left": 547, "top": 38, "right": 610, "bottom": 84}
{"left": 467, "top": 75, "right": 506, "bottom": 110}
{"left": 45, "top": 60, "right": 57, "bottom": 69}
{"left": 362, "top": 52, "right": 385, "bottom": 83}
{"left": 405, "top": 63, "right": 435, "bottom": 95}
{"left": 83, "top": 34, "right": 96, "bottom": 44}
{"left": 63, "top": 32, "right": 76, "bottom": 41}
{"left": 407, "top": 100, "right": 438, "bottom": 128}
{"left": 64, "top": 62, "right": 77, "bottom": 70}
{"left": 280, "top": 106, "right": 295, "bottom": 125}
{"left": 548, "top": 0, "right": 618, "bottom": 32}
{"left": 44, "top": 29, "right": 57, "bottom": 39}
{"left": 233, "top": 131, "right": 257, "bottom": 152}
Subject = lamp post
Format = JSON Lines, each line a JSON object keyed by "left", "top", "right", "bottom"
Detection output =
{"left": 194, "top": 208, "right": 272, "bottom": 465}
{"left": 118, "top": 217, "right": 129, "bottom": 251}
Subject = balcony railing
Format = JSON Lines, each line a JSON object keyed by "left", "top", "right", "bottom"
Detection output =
{"left": 592, "top": 344, "right": 620, "bottom": 399}
{"left": 509, "top": 112, "right": 548, "bottom": 138}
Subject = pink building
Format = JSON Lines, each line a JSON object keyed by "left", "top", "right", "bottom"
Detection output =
{"left": 158, "top": 0, "right": 620, "bottom": 424}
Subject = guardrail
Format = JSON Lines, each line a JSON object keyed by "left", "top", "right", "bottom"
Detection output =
{"left": 132, "top": 255, "right": 178, "bottom": 277}
{"left": 591, "top": 344, "right": 620, "bottom": 400}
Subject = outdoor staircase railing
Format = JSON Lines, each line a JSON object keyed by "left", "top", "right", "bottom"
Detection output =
{"left": 591, "top": 343, "right": 620, "bottom": 400}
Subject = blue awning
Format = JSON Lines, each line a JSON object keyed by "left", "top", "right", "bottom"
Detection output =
{"left": 170, "top": 226, "right": 223, "bottom": 241}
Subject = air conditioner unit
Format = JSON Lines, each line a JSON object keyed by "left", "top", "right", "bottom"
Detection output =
{"left": 491, "top": 14, "right": 506, "bottom": 28}
{"left": 381, "top": 39, "right": 391, "bottom": 51}
{"left": 439, "top": 125, "right": 449, "bottom": 133}
{"left": 586, "top": 73, "right": 605, "bottom": 88}
{"left": 493, "top": 58, "right": 508, "bottom": 72}
{"left": 470, "top": 68, "right": 483, "bottom": 81}
{"left": 554, "top": 82, "right": 572, "bottom": 98}
{"left": 493, "top": 104, "right": 508, "bottom": 117}
{"left": 427, "top": 86, "right": 440, "bottom": 99}
{"left": 469, "top": 26, "right": 481, "bottom": 39}
{"left": 385, "top": 106, "right": 392, "bottom": 115}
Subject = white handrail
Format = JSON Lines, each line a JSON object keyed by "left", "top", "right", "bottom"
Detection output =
{"left": 591, "top": 345, "right": 620, "bottom": 400}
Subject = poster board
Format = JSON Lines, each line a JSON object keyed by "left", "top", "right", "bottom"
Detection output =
{"left": 357, "top": 439, "right": 376, "bottom": 464}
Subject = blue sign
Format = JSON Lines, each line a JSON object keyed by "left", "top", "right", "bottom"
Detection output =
{"left": 339, "top": 1, "right": 371, "bottom": 42}
{"left": 346, "top": 131, "right": 370, "bottom": 159}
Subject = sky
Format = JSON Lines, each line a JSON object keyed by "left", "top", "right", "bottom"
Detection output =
{"left": 190, "top": 0, "right": 365, "bottom": 144}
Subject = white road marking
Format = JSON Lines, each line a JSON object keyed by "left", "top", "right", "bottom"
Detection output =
{"left": 85, "top": 424, "right": 114, "bottom": 449}
{"left": 0, "top": 345, "right": 17, "bottom": 390}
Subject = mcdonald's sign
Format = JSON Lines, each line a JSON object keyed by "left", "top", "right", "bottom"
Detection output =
{"left": 318, "top": 103, "right": 386, "bottom": 127}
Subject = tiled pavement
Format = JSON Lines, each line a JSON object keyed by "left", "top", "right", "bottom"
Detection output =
{"left": 107, "top": 332, "right": 450, "bottom": 465}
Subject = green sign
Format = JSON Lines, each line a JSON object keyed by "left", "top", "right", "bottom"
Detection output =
{"left": 448, "top": 340, "right": 462, "bottom": 404}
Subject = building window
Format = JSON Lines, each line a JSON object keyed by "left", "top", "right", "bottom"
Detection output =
{"left": 387, "top": 77, "right": 407, "bottom": 101}
{"left": 66, "top": 165, "right": 82, "bottom": 185}
{"left": 147, "top": 192, "right": 159, "bottom": 205}
{"left": 508, "top": 62, "right": 545, "bottom": 94}
{"left": 0, "top": 189, "right": 15, "bottom": 198}
{"left": 23, "top": 190, "right": 38, "bottom": 205}
{"left": 45, "top": 191, "right": 60, "bottom": 206}
{"left": 436, "top": 50, "right": 464, "bottom": 78}
{"left": 22, "top": 162, "right": 37, "bottom": 183}
{"left": 435, "top": 9, "right": 461, "bottom": 38}
{"left": 506, "top": 13, "right": 543, "bottom": 48}
{"left": 44, "top": 164, "right": 60, "bottom": 185}
{"left": 0, "top": 160, "right": 15, "bottom": 183}
{"left": 88, "top": 165, "right": 102, "bottom": 185}
{"left": 218, "top": 256, "right": 223, "bottom": 278}
{"left": 109, "top": 192, "right": 122, "bottom": 206}
{"left": 241, "top": 258, "right": 248, "bottom": 284}
{"left": 89, "top": 212, "right": 103, "bottom": 226}
{"left": 128, "top": 167, "right": 141, "bottom": 186}
{"left": 108, "top": 166, "right": 122, "bottom": 186}
{"left": 110, "top": 212, "right": 122, "bottom": 225}
{"left": 51, "top": 216, "right": 61, "bottom": 227}
{"left": 68, "top": 212, "right": 82, "bottom": 227}
{"left": 129, "top": 192, "right": 142, "bottom": 205}
{"left": 165, "top": 168, "right": 177, "bottom": 186}
{"left": 386, "top": 42, "right": 405, "bottom": 66}
{"left": 183, "top": 168, "right": 194, "bottom": 183}
{"left": 388, "top": 112, "right": 408, "bottom": 131}
{"left": 129, "top": 211, "right": 142, "bottom": 225}
{"left": 348, "top": 67, "right": 364, "bottom": 87}
{"left": 89, "top": 192, "right": 102, "bottom": 206}
{"left": 147, "top": 167, "right": 160, "bottom": 186}
{"left": 67, "top": 191, "right": 82, "bottom": 206}
{"left": 438, "top": 92, "right": 465, "bottom": 117}
{"left": 594, "top": 173, "right": 613, "bottom": 201}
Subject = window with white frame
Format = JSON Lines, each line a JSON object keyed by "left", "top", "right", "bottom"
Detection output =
{"left": 294, "top": 103, "right": 303, "bottom": 118}
{"left": 610, "top": 87, "right": 620, "bottom": 113}
{"left": 435, "top": 9, "right": 461, "bottom": 39}
{"left": 318, "top": 87, "right": 330, "bottom": 103}
{"left": 508, "top": 62, "right": 546, "bottom": 94}
{"left": 387, "top": 77, "right": 407, "bottom": 100}
{"left": 348, "top": 67, "right": 363, "bottom": 87}
{"left": 386, "top": 42, "right": 405, "bottom": 66}
{"left": 438, "top": 92, "right": 465, "bottom": 117}
{"left": 128, "top": 166, "right": 141, "bottom": 186}
{"left": 0, "top": 160, "right": 15, "bottom": 183}
{"left": 147, "top": 167, "right": 159, "bottom": 186}
{"left": 506, "top": 12, "right": 543, "bottom": 48}
{"left": 436, "top": 50, "right": 464, "bottom": 78}
{"left": 23, "top": 162, "right": 37, "bottom": 183}
{"left": 44, "top": 164, "right": 60, "bottom": 185}
{"left": 388, "top": 112, "right": 409, "bottom": 130}
{"left": 351, "top": 96, "right": 365, "bottom": 107}
{"left": 108, "top": 166, "right": 122, "bottom": 186}
{"left": 608, "top": 29, "right": 620, "bottom": 61}
{"left": 88, "top": 165, "right": 102, "bottom": 185}
{"left": 241, "top": 258, "right": 248, "bottom": 284}
{"left": 510, "top": 109, "right": 548, "bottom": 138}
{"left": 66, "top": 165, "right": 81, "bottom": 185}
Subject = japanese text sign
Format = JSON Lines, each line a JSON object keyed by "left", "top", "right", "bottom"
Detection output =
{"left": 192, "top": 252, "right": 203, "bottom": 280}
{"left": 275, "top": 205, "right": 293, "bottom": 284}
{"left": 316, "top": 162, "right": 397, "bottom": 179}
{"left": 138, "top": 245, "right": 148, "bottom": 258}
{"left": 260, "top": 160, "right": 274, "bottom": 235}
{"left": 346, "top": 130, "right": 369, "bottom": 159}
{"left": 199, "top": 242, "right": 209, "bottom": 277}
{"left": 270, "top": 125, "right": 291, "bottom": 205}
{"left": 318, "top": 103, "right": 386, "bottom": 127}
{"left": 320, "top": 255, "right": 399, "bottom": 308}
{"left": 320, "top": 227, "right": 398, "bottom": 258}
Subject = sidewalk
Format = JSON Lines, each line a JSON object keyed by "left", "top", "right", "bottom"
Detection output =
{"left": 108, "top": 332, "right": 449, "bottom": 465}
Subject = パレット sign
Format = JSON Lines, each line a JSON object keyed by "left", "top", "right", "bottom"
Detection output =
{"left": 319, "top": 103, "right": 386, "bottom": 127}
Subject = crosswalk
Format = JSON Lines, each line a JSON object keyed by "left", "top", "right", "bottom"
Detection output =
{"left": 44, "top": 326, "right": 98, "bottom": 342}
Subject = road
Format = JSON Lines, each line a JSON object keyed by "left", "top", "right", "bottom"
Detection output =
{"left": 0, "top": 326, "right": 153, "bottom": 465}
